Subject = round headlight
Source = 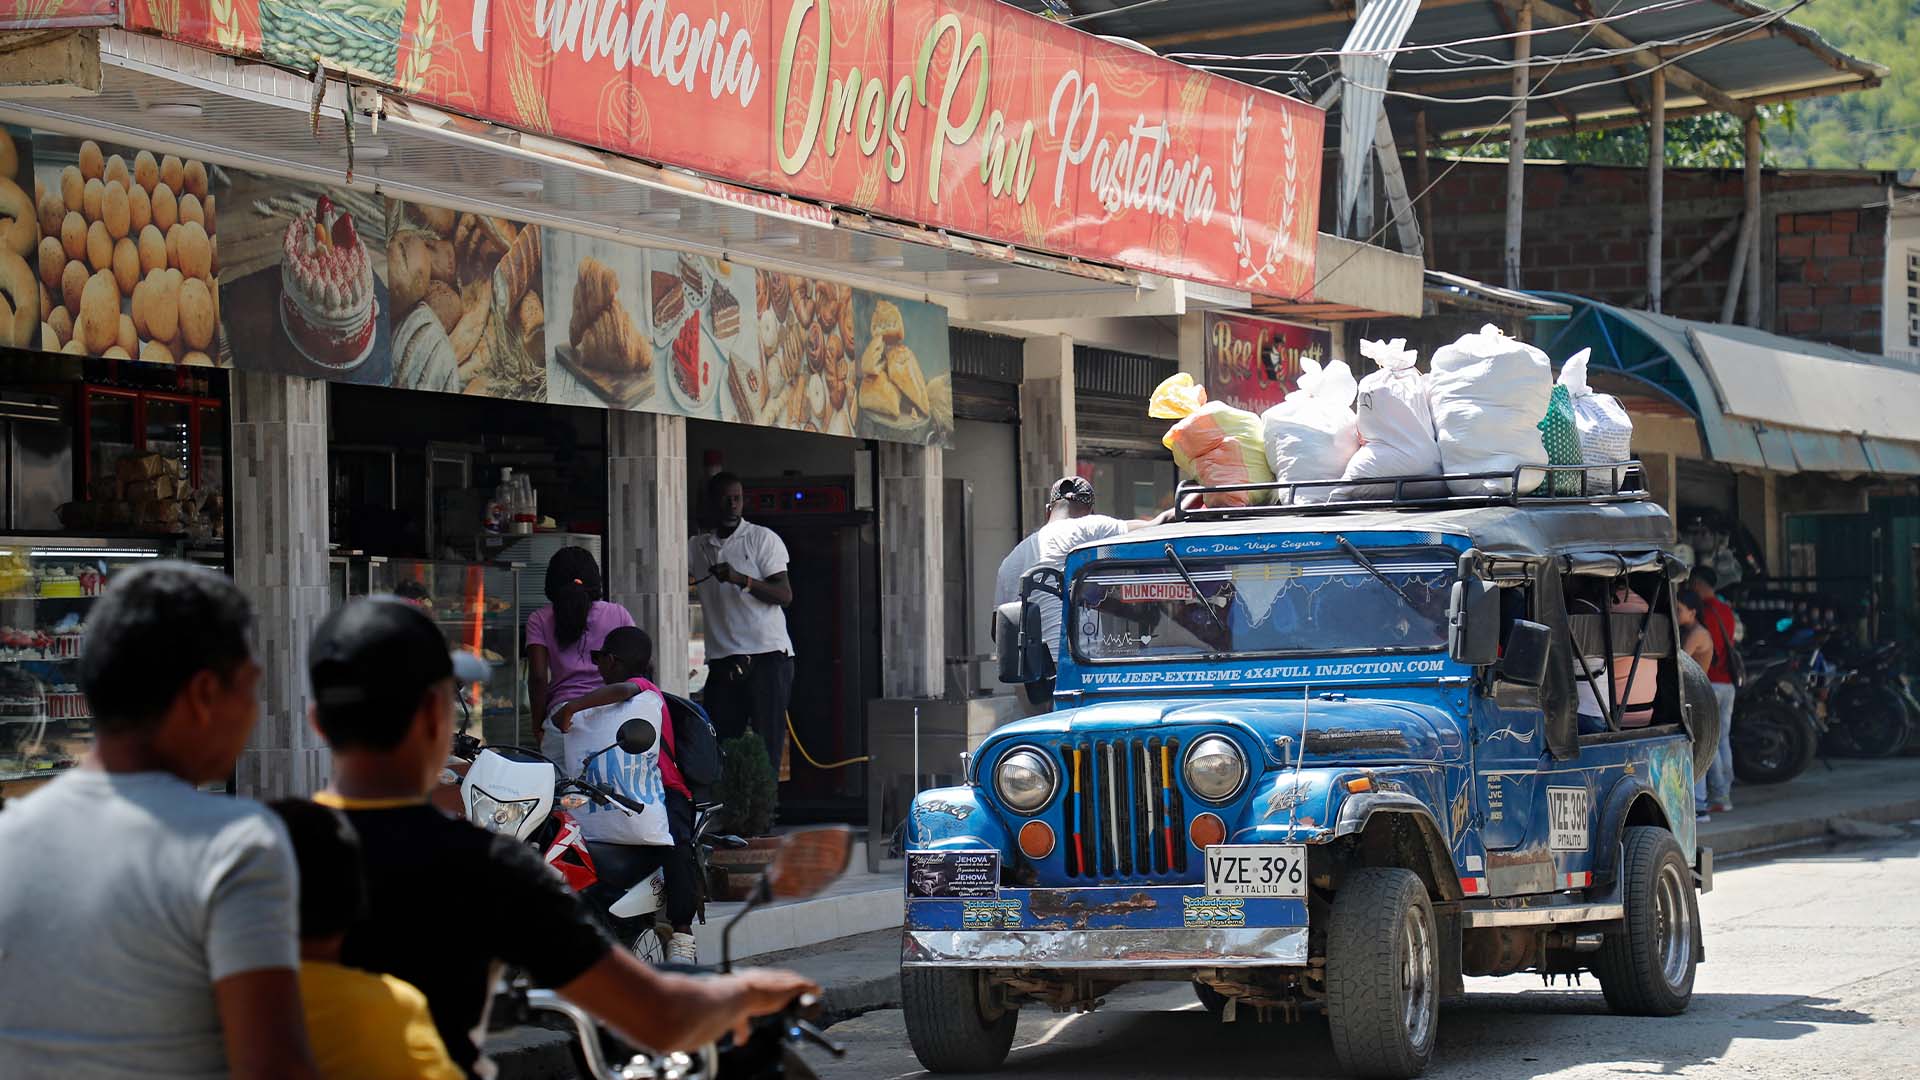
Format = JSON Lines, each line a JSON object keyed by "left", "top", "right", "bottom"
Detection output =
{"left": 994, "top": 748, "right": 1057, "bottom": 814}
{"left": 1184, "top": 735, "right": 1248, "bottom": 802}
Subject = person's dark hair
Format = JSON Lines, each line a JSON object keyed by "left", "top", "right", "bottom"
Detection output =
{"left": 1674, "top": 590, "right": 1700, "bottom": 614}
{"left": 598, "top": 626, "right": 655, "bottom": 681}
{"left": 394, "top": 579, "right": 430, "bottom": 603}
{"left": 269, "top": 799, "right": 367, "bottom": 940}
{"left": 708, "top": 471, "right": 743, "bottom": 502}
{"left": 1689, "top": 565, "right": 1719, "bottom": 589}
{"left": 545, "top": 545, "right": 604, "bottom": 650}
{"left": 79, "top": 561, "right": 254, "bottom": 735}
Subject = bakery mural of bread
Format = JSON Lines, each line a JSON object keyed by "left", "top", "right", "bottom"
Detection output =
{"left": 28, "top": 139, "right": 219, "bottom": 361}
{"left": 389, "top": 201, "right": 545, "bottom": 397}
{"left": 569, "top": 257, "right": 651, "bottom": 375}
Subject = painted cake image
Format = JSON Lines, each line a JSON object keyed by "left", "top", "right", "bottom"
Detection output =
{"left": 279, "top": 194, "right": 376, "bottom": 369}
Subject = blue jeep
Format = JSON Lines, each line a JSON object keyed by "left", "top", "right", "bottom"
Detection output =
{"left": 901, "top": 466, "right": 1719, "bottom": 1078}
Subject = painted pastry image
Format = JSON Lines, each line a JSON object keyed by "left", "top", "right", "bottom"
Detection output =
{"left": 549, "top": 252, "right": 655, "bottom": 408}
{"left": 387, "top": 202, "right": 545, "bottom": 398}
{"left": 856, "top": 300, "right": 934, "bottom": 429}
{"left": 280, "top": 193, "right": 376, "bottom": 369}
{"left": 31, "top": 137, "right": 223, "bottom": 363}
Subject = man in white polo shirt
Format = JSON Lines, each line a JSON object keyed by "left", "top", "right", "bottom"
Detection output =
{"left": 689, "top": 471, "right": 795, "bottom": 773}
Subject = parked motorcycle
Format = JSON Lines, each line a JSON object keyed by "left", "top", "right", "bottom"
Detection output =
{"left": 1730, "top": 653, "right": 1823, "bottom": 784}
{"left": 1814, "top": 641, "right": 1912, "bottom": 759}
{"left": 454, "top": 719, "right": 740, "bottom": 962}
{"left": 489, "top": 827, "right": 855, "bottom": 1080}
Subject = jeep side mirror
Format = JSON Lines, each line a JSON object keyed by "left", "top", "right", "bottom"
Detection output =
{"left": 616, "top": 717, "right": 657, "bottom": 755}
{"left": 1449, "top": 579, "right": 1501, "bottom": 666}
{"left": 994, "top": 599, "right": 1051, "bottom": 684}
{"left": 1499, "top": 620, "right": 1554, "bottom": 688}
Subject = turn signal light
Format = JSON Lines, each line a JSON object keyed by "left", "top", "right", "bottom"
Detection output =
{"left": 1189, "top": 812, "right": 1227, "bottom": 850}
{"left": 1345, "top": 777, "right": 1373, "bottom": 793}
{"left": 1018, "top": 820, "right": 1056, "bottom": 859}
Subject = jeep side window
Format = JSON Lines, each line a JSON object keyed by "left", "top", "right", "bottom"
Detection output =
{"left": 1567, "top": 566, "right": 1678, "bottom": 741}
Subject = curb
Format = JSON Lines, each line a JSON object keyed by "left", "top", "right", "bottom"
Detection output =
{"left": 1707, "top": 793, "right": 1920, "bottom": 858}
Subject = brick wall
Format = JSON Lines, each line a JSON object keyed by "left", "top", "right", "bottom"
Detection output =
{"left": 1776, "top": 210, "right": 1885, "bottom": 354}
{"left": 1422, "top": 161, "right": 1889, "bottom": 353}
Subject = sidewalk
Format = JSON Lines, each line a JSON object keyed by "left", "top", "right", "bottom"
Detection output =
{"left": 491, "top": 755, "right": 1920, "bottom": 1077}
{"left": 1702, "top": 754, "right": 1920, "bottom": 857}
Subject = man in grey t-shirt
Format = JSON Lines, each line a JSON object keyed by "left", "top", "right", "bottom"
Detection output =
{"left": 0, "top": 563, "right": 316, "bottom": 1080}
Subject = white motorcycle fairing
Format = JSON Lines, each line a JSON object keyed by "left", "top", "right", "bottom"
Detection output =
{"left": 461, "top": 748, "right": 556, "bottom": 843}
{"left": 608, "top": 867, "right": 668, "bottom": 919}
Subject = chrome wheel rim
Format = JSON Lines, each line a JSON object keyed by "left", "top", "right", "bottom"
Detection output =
{"left": 1401, "top": 902, "right": 1436, "bottom": 1048}
{"left": 1653, "top": 860, "right": 1693, "bottom": 989}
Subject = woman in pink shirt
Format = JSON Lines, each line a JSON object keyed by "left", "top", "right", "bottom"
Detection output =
{"left": 525, "top": 546, "right": 634, "bottom": 760}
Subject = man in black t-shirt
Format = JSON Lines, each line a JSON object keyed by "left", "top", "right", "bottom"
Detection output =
{"left": 306, "top": 598, "right": 815, "bottom": 1079}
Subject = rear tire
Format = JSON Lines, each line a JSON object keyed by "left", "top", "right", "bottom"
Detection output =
{"left": 1824, "top": 684, "right": 1911, "bottom": 758}
{"left": 1592, "top": 827, "right": 1697, "bottom": 1016}
{"left": 1325, "top": 868, "right": 1439, "bottom": 1079}
{"left": 1731, "top": 704, "right": 1816, "bottom": 784}
{"left": 902, "top": 967, "right": 1017, "bottom": 1073}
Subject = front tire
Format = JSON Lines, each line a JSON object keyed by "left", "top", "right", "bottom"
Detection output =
{"left": 1592, "top": 827, "right": 1697, "bottom": 1016}
{"left": 1325, "top": 868, "right": 1439, "bottom": 1079}
{"left": 1824, "top": 684, "right": 1911, "bottom": 758}
{"left": 1731, "top": 704, "right": 1816, "bottom": 783}
{"left": 902, "top": 967, "right": 1017, "bottom": 1073}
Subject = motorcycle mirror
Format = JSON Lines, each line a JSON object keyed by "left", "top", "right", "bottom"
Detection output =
{"left": 765, "top": 826, "right": 854, "bottom": 902}
{"left": 616, "top": 718, "right": 657, "bottom": 755}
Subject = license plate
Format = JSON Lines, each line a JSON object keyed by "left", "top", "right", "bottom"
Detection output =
{"left": 1204, "top": 845, "right": 1307, "bottom": 898}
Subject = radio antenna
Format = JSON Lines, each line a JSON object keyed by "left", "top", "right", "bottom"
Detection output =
{"left": 1286, "top": 684, "right": 1310, "bottom": 835}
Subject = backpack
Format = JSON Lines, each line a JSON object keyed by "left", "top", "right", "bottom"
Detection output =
{"left": 663, "top": 692, "right": 723, "bottom": 798}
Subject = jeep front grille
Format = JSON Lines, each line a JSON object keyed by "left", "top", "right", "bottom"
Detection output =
{"left": 1058, "top": 737, "right": 1189, "bottom": 880}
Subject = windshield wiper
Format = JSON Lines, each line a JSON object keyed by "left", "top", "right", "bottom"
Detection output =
{"left": 1335, "top": 535, "right": 1420, "bottom": 609}
{"left": 1163, "top": 543, "right": 1231, "bottom": 642}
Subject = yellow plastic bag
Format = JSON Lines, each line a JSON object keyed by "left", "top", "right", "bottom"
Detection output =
{"left": 1149, "top": 374, "right": 1275, "bottom": 507}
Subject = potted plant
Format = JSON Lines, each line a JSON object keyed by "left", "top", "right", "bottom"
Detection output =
{"left": 707, "top": 733, "right": 782, "bottom": 901}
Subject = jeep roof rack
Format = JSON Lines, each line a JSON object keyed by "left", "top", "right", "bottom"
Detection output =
{"left": 1171, "top": 461, "right": 1649, "bottom": 522}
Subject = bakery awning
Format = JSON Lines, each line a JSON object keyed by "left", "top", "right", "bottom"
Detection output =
{"left": 1532, "top": 295, "right": 1920, "bottom": 476}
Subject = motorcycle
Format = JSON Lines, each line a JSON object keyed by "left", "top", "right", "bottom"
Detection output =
{"left": 451, "top": 717, "right": 742, "bottom": 962}
{"left": 1730, "top": 652, "right": 1824, "bottom": 784}
{"left": 489, "top": 827, "right": 855, "bottom": 1080}
{"left": 1813, "top": 640, "right": 1913, "bottom": 759}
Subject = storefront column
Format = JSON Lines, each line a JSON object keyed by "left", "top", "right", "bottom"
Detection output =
{"left": 1177, "top": 313, "right": 1206, "bottom": 381}
{"left": 879, "top": 443, "right": 944, "bottom": 698}
{"left": 1018, "top": 334, "right": 1076, "bottom": 535}
{"left": 230, "top": 372, "right": 331, "bottom": 799}
{"left": 607, "top": 412, "right": 689, "bottom": 695}
{"left": 1738, "top": 471, "right": 1782, "bottom": 573}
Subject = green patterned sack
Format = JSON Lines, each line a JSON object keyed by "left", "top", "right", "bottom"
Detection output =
{"left": 1535, "top": 383, "right": 1585, "bottom": 494}
{"left": 261, "top": 0, "right": 406, "bottom": 82}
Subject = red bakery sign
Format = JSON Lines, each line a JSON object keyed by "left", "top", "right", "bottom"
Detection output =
{"left": 1203, "top": 311, "right": 1330, "bottom": 415}
{"left": 120, "top": 0, "right": 1324, "bottom": 298}
{"left": 0, "top": 0, "right": 117, "bottom": 27}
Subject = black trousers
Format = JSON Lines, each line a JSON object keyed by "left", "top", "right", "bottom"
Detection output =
{"left": 703, "top": 652, "right": 794, "bottom": 774}
{"left": 585, "top": 789, "right": 697, "bottom": 931}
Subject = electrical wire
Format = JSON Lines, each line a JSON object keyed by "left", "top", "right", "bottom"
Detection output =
{"left": 1165, "top": 0, "right": 1709, "bottom": 64}
{"left": 785, "top": 711, "right": 869, "bottom": 769}
{"left": 1063, "top": 0, "right": 1182, "bottom": 26}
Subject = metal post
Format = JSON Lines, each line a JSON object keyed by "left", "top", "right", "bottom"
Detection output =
{"left": 1415, "top": 110, "right": 1435, "bottom": 269}
{"left": 1647, "top": 71, "right": 1665, "bottom": 313}
{"left": 912, "top": 704, "right": 921, "bottom": 793}
{"left": 1504, "top": 0, "right": 1533, "bottom": 288}
{"left": 1743, "top": 112, "right": 1764, "bottom": 328}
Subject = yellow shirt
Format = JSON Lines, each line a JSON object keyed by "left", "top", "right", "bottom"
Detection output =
{"left": 299, "top": 960, "right": 463, "bottom": 1080}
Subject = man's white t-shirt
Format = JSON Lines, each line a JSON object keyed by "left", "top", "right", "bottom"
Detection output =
{"left": 1001, "top": 515, "right": 1129, "bottom": 660}
{"left": 689, "top": 519, "right": 793, "bottom": 659}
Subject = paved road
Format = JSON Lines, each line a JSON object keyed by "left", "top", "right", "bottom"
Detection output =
{"left": 810, "top": 828, "right": 1920, "bottom": 1079}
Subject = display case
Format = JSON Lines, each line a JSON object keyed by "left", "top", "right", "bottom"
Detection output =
{"left": 0, "top": 535, "right": 186, "bottom": 800}
{"left": 327, "top": 554, "right": 387, "bottom": 608}
{"left": 374, "top": 559, "right": 526, "bottom": 747}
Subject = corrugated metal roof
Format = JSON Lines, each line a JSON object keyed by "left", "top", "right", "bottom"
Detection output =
{"left": 1015, "top": 1, "right": 1884, "bottom": 146}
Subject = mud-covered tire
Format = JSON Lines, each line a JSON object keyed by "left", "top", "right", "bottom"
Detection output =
{"left": 1592, "top": 826, "right": 1697, "bottom": 1016}
{"left": 1678, "top": 652, "right": 1721, "bottom": 777}
{"left": 902, "top": 967, "right": 1017, "bottom": 1073}
{"left": 1325, "top": 868, "right": 1439, "bottom": 1079}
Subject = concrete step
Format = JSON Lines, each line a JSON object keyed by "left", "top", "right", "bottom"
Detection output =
{"left": 694, "top": 865, "right": 902, "bottom": 963}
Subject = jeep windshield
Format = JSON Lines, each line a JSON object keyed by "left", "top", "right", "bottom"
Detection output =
{"left": 1071, "top": 546, "right": 1456, "bottom": 662}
